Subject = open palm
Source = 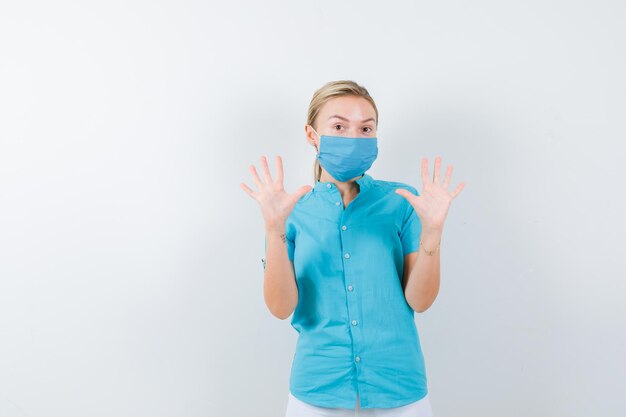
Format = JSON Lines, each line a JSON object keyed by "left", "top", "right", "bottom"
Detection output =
{"left": 395, "top": 156, "right": 465, "bottom": 231}
{"left": 240, "top": 155, "right": 312, "bottom": 230}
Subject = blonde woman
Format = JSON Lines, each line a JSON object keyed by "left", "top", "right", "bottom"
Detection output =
{"left": 240, "top": 80, "right": 465, "bottom": 416}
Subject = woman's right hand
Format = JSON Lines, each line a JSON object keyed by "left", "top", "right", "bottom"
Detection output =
{"left": 240, "top": 155, "right": 312, "bottom": 231}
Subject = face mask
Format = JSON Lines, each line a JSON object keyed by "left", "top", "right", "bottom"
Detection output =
{"left": 311, "top": 126, "right": 378, "bottom": 182}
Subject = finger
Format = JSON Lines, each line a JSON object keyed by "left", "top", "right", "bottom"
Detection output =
{"left": 433, "top": 156, "right": 442, "bottom": 185}
{"left": 276, "top": 155, "right": 284, "bottom": 186}
{"left": 450, "top": 182, "right": 465, "bottom": 199}
{"left": 442, "top": 165, "right": 453, "bottom": 190}
{"left": 395, "top": 188, "right": 413, "bottom": 201}
{"left": 260, "top": 155, "right": 273, "bottom": 183}
{"left": 421, "top": 158, "right": 430, "bottom": 185}
{"left": 293, "top": 185, "right": 313, "bottom": 202}
{"left": 249, "top": 165, "right": 263, "bottom": 189}
{"left": 240, "top": 182, "right": 258, "bottom": 200}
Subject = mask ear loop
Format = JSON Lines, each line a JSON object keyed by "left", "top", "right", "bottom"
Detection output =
{"left": 310, "top": 126, "right": 321, "bottom": 181}
{"left": 310, "top": 126, "right": 320, "bottom": 154}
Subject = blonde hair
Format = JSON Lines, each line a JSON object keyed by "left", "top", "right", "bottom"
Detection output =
{"left": 306, "top": 80, "right": 379, "bottom": 183}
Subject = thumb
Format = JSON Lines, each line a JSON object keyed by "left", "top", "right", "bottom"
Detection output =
{"left": 395, "top": 188, "right": 410, "bottom": 198}
{"left": 294, "top": 185, "right": 313, "bottom": 200}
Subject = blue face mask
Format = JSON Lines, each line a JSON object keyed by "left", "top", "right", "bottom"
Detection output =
{"left": 311, "top": 126, "right": 378, "bottom": 182}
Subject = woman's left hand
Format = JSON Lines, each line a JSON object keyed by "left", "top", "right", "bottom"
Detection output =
{"left": 395, "top": 156, "right": 465, "bottom": 232}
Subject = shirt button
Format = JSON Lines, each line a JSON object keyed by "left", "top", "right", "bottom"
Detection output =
{"left": 326, "top": 183, "right": 331, "bottom": 188}
{"left": 341, "top": 225, "right": 347, "bottom": 231}
{"left": 335, "top": 201, "right": 340, "bottom": 206}
{"left": 347, "top": 285, "right": 353, "bottom": 291}
{"left": 355, "top": 356, "right": 361, "bottom": 363}
{"left": 351, "top": 319, "right": 358, "bottom": 326}
{"left": 344, "top": 253, "right": 350, "bottom": 259}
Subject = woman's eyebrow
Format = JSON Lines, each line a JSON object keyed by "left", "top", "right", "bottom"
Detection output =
{"left": 328, "top": 115, "right": 376, "bottom": 123}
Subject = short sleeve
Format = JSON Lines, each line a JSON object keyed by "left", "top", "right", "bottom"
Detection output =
{"left": 262, "top": 226, "right": 295, "bottom": 271}
{"left": 399, "top": 185, "right": 422, "bottom": 255}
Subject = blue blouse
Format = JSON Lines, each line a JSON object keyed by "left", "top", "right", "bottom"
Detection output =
{"left": 263, "top": 173, "right": 428, "bottom": 409}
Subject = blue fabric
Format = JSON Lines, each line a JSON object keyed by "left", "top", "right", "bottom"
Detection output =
{"left": 264, "top": 173, "right": 428, "bottom": 410}
{"left": 316, "top": 134, "right": 378, "bottom": 182}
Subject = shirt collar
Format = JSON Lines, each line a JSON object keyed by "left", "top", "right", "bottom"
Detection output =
{"left": 314, "top": 173, "right": 374, "bottom": 193}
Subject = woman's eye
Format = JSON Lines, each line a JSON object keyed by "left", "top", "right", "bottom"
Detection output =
{"left": 334, "top": 125, "right": 343, "bottom": 130}
{"left": 363, "top": 127, "right": 372, "bottom": 133}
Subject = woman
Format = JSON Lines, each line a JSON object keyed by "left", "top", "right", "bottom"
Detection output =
{"left": 240, "top": 80, "right": 464, "bottom": 416}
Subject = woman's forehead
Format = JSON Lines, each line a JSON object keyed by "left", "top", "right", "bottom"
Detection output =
{"left": 319, "top": 97, "right": 376, "bottom": 123}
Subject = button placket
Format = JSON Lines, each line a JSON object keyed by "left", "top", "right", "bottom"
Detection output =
{"left": 338, "top": 210, "right": 363, "bottom": 380}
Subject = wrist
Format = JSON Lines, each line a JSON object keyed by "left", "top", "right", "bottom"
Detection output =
{"left": 421, "top": 224, "right": 443, "bottom": 240}
{"left": 265, "top": 223, "right": 286, "bottom": 235}
{"left": 419, "top": 227, "right": 442, "bottom": 256}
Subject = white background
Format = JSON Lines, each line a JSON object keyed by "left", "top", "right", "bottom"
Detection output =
{"left": 1, "top": 1, "right": 624, "bottom": 416}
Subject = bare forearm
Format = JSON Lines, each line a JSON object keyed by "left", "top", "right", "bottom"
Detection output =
{"left": 404, "top": 227, "right": 442, "bottom": 313}
{"left": 263, "top": 226, "right": 298, "bottom": 319}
